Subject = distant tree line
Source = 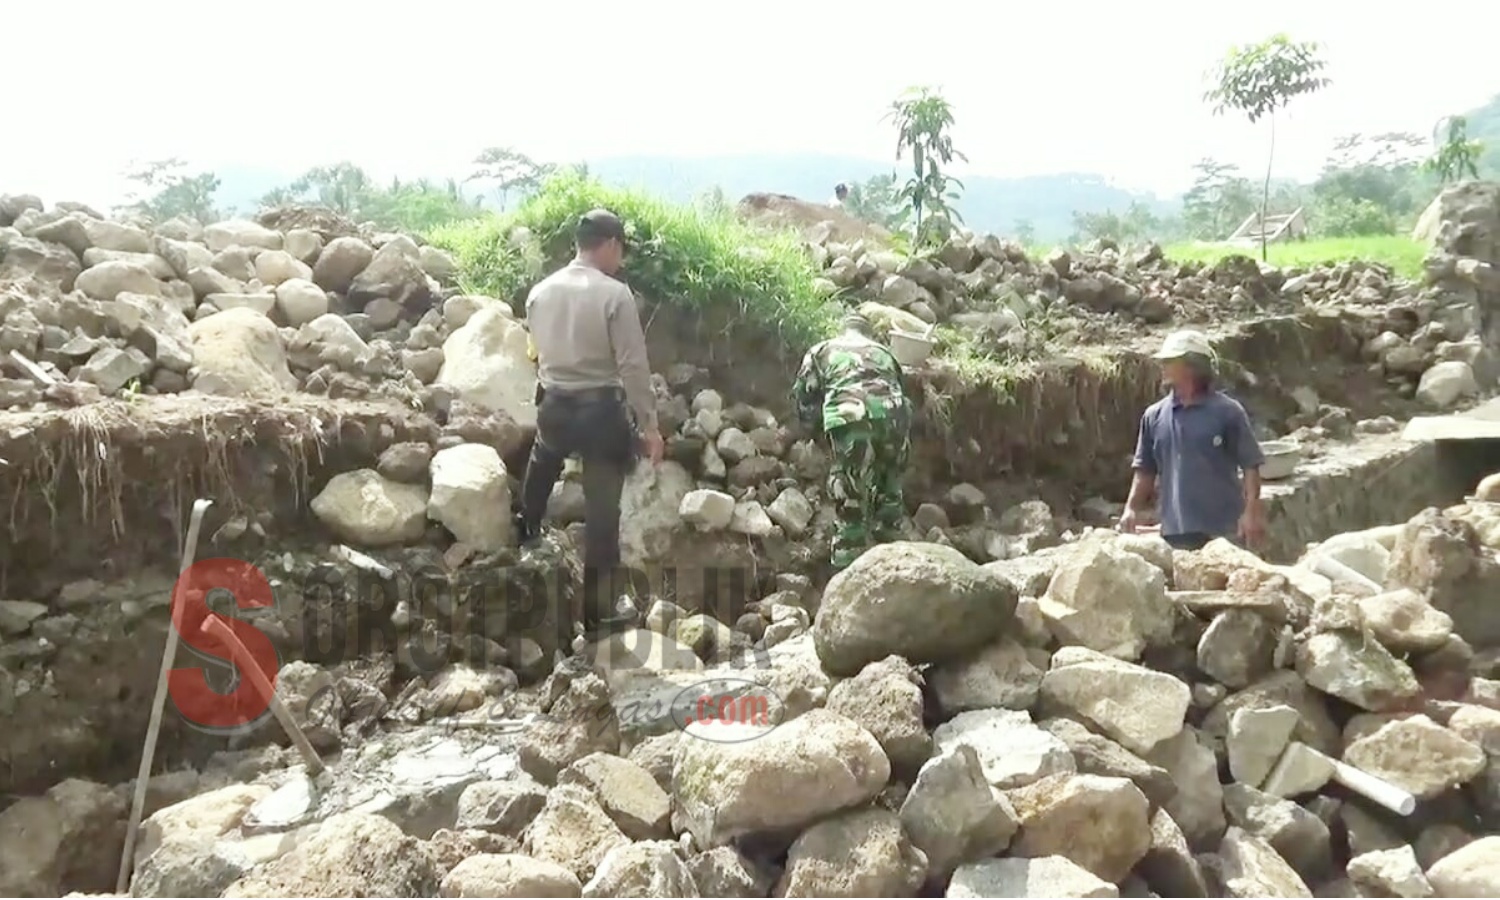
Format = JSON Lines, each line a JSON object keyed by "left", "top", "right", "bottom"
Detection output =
{"left": 113, "top": 145, "right": 568, "bottom": 235}
{"left": 116, "top": 72, "right": 1497, "bottom": 251}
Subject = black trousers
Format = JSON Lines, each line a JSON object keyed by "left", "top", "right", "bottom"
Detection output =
{"left": 519, "top": 385, "right": 639, "bottom": 632}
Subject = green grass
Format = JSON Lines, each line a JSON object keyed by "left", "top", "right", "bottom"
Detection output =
{"left": 1161, "top": 235, "right": 1427, "bottom": 280}
{"left": 429, "top": 170, "right": 841, "bottom": 353}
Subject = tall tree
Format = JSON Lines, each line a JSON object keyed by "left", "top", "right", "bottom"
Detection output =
{"left": 285, "top": 162, "right": 373, "bottom": 215}
{"left": 1070, "top": 201, "right": 1160, "bottom": 245}
{"left": 468, "top": 146, "right": 555, "bottom": 211}
{"left": 844, "top": 173, "right": 904, "bottom": 230}
{"left": 1206, "top": 34, "right": 1330, "bottom": 260}
{"left": 115, "top": 158, "right": 221, "bottom": 224}
{"left": 885, "top": 87, "right": 966, "bottom": 245}
{"left": 1312, "top": 132, "right": 1425, "bottom": 235}
{"left": 260, "top": 163, "right": 480, "bottom": 233}
{"left": 1181, "top": 158, "right": 1257, "bottom": 239}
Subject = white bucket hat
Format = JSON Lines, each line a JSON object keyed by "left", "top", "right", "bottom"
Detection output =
{"left": 1152, "top": 329, "right": 1216, "bottom": 361}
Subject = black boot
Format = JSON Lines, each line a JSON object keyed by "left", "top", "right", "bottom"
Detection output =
{"left": 515, "top": 513, "right": 543, "bottom": 549}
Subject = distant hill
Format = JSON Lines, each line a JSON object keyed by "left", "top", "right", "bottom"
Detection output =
{"left": 586, "top": 154, "right": 1172, "bottom": 242}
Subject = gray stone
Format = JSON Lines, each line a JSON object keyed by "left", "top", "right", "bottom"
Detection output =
{"left": 928, "top": 636, "right": 1044, "bottom": 715}
{"left": 931, "top": 708, "right": 1075, "bottom": 790}
{"left": 899, "top": 744, "right": 1019, "bottom": 879}
{"left": 1341, "top": 715, "right": 1485, "bottom": 800}
{"left": 1294, "top": 631, "right": 1421, "bottom": 712}
{"left": 1038, "top": 647, "right": 1190, "bottom": 755}
{"left": 1198, "top": 610, "right": 1278, "bottom": 689}
{"left": 826, "top": 655, "right": 932, "bottom": 774}
{"left": 1227, "top": 705, "right": 1299, "bottom": 788}
{"left": 1222, "top": 783, "right": 1332, "bottom": 881}
{"left": 813, "top": 542, "right": 1018, "bottom": 676}
{"left": 946, "top": 856, "right": 1119, "bottom": 898}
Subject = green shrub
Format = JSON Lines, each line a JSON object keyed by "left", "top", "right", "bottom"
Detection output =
{"left": 429, "top": 170, "right": 841, "bottom": 352}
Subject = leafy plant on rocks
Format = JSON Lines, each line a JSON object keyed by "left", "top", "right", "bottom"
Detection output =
{"left": 1206, "top": 34, "right": 1330, "bottom": 261}
{"left": 886, "top": 87, "right": 967, "bottom": 247}
{"left": 429, "top": 169, "right": 840, "bottom": 353}
{"left": 1425, "top": 115, "right": 1484, "bottom": 184}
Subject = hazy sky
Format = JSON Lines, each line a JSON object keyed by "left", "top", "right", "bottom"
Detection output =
{"left": 6, "top": 0, "right": 1498, "bottom": 208}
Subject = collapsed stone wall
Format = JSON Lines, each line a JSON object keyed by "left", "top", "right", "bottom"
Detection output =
{"left": 2, "top": 185, "right": 1500, "bottom": 861}
{"left": 9, "top": 504, "right": 1500, "bottom": 897}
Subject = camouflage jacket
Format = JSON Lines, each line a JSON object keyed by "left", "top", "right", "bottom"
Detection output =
{"left": 792, "top": 333, "right": 912, "bottom": 433}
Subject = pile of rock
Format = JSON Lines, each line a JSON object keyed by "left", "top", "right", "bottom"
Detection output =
{"left": 797, "top": 200, "right": 1499, "bottom": 410}
{"left": 1, "top": 189, "right": 1493, "bottom": 423}
{"left": 9, "top": 489, "right": 1500, "bottom": 897}
{"left": 0, "top": 194, "right": 481, "bottom": 408}
{"left": 807, "top": 224, "right": 1409, "bottom": 332}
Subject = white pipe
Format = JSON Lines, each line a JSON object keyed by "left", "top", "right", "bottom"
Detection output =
{"left": 1309, "top": 554, "right": 1383, "bottom": 594}
{"left": 1329, "top": 756, "right": 1417, "bottom": 816}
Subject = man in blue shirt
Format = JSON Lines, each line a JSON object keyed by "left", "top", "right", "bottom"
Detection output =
{"left": 1119, "top": 330, "right": 1267, "bottom": 551}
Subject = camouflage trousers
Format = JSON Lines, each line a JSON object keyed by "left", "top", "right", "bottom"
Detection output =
{"left": 826, "top": 417, "right": 910, "bottom": 570}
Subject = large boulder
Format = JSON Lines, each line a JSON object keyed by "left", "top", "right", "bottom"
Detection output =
{"left": 349, "top": 235, "right": 436, "bottom": 311}
{"left": 582, "top": 841, "right": 697, "bottom": 898}
{"left": 435, "top": 306, "right": 538, "bottom": 429}
{"left": 619, "top": 461, "right": 695, "bottom": 567}
{"left": 775, "top": 808, "right": 927, "bottom": 897}
{"left": 947, "top": 856, "right": 1118, "bottom": 898}
{"left": 313, "top": 236, "right": 376, "bottom": 293}
{"left": 900, "top": 745, "right": 1019, "bottom": 881}
{"left": 428, "top": 444, "right": 513, "bottom": 551}
{"left": 522, "top": 785, "right": 630, "bottom": 882}
{"left": 187, "top": 307, "right": 298, "bottom": 397}
{"left": 0, "top": 778, "right": 125, "bottom": 896}
{"left": 826, "top": 655, "right": 932, "bottom": 775}
{"left": 672, "top": 708, "right": 889, "bottom": 847}
{"left": 76, "top": 259, "right": 164, "bottom": 302}
{"left": 1008, "top": 773, "right": 1152, "bottom": 883}
{"left": 440, "top": 853, "right": 582, "bottom": 898}
{"left": 223, "top": 812, "right": 439, "bottom": 897}
{"left": 311, "top": 469, "right": 431, "bottom": 547}
{"left": 1038, "top": 647, "right": 1190, "bottom": 755}
{"left": 813, "top": 542, "right": 1019, "bottom": 677}
{"left": 1039, "top": 542, "right": 1175, "bottom": 660}
{"left": 1427, "top": 836, "right": 1500, "bottom": 896}
{"left": 205, "top": 219, "right": 283, "bottom": 252}
{"left": 1, "top": 235, "right": 81, "bottom": 290}
{"left": 931, "top": 708, "right": 1075, "bottom": 790}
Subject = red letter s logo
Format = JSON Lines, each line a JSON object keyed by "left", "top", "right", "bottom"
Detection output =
{"left": 167, "top": 558, "right": 280, "bottom": 731}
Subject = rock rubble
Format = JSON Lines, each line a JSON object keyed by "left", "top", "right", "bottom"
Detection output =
{"left": 5, "top": 184, "right": 1500, "bottom": 897}
{"left": 5, "top": 492, "right": 1500, "bottom": 897}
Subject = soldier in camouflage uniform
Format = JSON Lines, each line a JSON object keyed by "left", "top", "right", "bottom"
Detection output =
{"left": 792, "top": 312, "right": 914, "bottom": 570}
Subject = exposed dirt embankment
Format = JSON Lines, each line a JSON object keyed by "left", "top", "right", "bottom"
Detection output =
{"left": 0, "top": 395, "right": 438, "bottom": 599}
{"left": 903, "top": 311, "right": 1414, "bottom": 504}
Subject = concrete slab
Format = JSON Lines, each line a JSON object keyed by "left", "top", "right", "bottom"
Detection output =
{"left": 1403, "top": 397, "right": 1500, "bottom": 442}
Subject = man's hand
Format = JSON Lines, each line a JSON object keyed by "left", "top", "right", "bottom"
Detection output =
{"left": 1117, "top": 508, "right": 1141, "bottom": 534}
{"left": 643, "top": 429, "right": 665, "bottom": 465}
{"left": 1238, "top": 504, "right": 1266, "bottom": 548}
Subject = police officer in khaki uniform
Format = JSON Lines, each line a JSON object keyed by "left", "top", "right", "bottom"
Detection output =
{"left": 518, "top": 209, "right": 663, "bottom": 642}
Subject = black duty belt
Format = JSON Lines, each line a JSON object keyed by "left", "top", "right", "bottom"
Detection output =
{"left": 537, "top": 384, "right": 626, "bottom": 404}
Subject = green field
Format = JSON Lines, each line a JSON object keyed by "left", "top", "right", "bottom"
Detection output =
{"left": 1160, "top": 235, "right": 1428, "bottom": 281}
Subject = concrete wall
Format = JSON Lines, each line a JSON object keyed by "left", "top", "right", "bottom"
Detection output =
{"left": 1261, "top": 437, "right": 1442, "bottom": 563}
